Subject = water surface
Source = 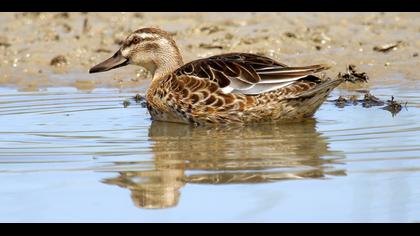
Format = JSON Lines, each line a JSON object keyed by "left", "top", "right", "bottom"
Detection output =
{"left": 1, "top": 83, "right": 419, "bottom": 222}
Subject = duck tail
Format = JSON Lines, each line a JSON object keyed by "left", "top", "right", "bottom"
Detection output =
{"left": 297, "top": 77, "right": 343, "bottom": 98}
{"left": 280, "top": 78, "right": 343, "bottom": 119}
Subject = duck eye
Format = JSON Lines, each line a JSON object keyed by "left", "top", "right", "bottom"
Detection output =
{"left": 132, "top": 37, "right": 140, "bottom": 44}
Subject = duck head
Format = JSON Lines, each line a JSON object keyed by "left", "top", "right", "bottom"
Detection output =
{"left": 89, "top": 28, "right": 183, "bottom": 79}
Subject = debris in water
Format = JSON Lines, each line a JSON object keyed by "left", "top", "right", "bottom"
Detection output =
{"left": 382, "top": 96, "right": 404, "bottom": 117}
{"left": 331, "top": 92, "right": 388, "bottom": 109}
{"left": 331, "top": 92, "right": 405, "bottom": 117}
{"left": 133, "top": 94, "right": 148, "bottom": 108}
{"left": 139, "top": 102, "right": 147, "bottom": 108}
{"left": 133, "top": 94, "right": 145, "bottom": 102}
{"left": 50, "top": 55, "right": 67, "bottom": 66}
{"left": 333, "top": 95, "right": 360, "bottom": 108}
{"left": 334, "top": 96, "right": 347, "bottom": 108}
{"left": 338, "top": 64, "right": 369, "bottom": 83}
{"left": 362, "top": 92, "right": 385, "bottom": 108}
{"left": 349, "top": 95, "right": 359, "bottom": 105}
{"left": 123, "top": 100, "right": 131, "bottom": 108}
{"left": 373, "top": 41, "right": 403, "bottom": 53}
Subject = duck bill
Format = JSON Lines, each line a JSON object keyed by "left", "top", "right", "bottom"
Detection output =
{"left": 89, "top": 50, "right": 129, "bottom": 73}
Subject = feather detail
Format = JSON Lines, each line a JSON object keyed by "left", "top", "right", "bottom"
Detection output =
{"left": 236, "top": 82, "right": 294, "bottom": 95}
{"left": 175, "top": 53, "right": 330, "bottom": 95}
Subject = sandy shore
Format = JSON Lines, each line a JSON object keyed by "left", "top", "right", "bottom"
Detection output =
{"left": 0, "top": 12, "right": 419, "bottom": 91}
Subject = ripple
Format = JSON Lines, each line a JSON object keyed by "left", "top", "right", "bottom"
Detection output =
{"left": 0, "top": 86, "right": 420, "bottom": 211}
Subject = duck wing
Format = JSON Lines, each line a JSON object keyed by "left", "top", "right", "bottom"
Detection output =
{"left": 174, "top": 53, "right": 330, "bottom": 95}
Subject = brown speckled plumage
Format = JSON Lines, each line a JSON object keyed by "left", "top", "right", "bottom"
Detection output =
{"left": 90, "top": 28, "right": 344, "bottom": 126}
{"left": 146, "top": 53, "right": 342, "bottom": 125}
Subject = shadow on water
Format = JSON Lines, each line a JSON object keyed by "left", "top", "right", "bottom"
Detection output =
{"left": 102, "top": 119, "right": 346, "bottom": 209}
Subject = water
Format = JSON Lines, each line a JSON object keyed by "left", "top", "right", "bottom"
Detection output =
{"left": 0, "top": 84, "right": 419, "bottom": 222}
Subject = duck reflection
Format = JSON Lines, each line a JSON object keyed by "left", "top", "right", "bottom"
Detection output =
{"left": 102, "top": 119, "right": 346, "bottom": 209}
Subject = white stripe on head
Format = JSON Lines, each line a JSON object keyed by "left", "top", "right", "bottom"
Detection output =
{"left": 137, "top": 33, "right": 160, "bottom": 41}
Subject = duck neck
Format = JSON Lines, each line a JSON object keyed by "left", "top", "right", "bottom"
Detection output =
{"left": 147, "top": 50, "right": 183, "bottom": 105}
{"left": 151, "top": 49, "right": 184, "bottom": 81}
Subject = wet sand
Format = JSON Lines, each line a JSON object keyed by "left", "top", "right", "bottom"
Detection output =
{"left": 1, "top": 12, "right": 419, "bottom": 91}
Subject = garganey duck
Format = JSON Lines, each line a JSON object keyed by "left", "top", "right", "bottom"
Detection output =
{"left": 90, "top": 27, "right": 344, "bottom": 125}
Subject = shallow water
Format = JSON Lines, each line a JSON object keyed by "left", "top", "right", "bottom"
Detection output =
{"left": 1, "top": 82, "right": 420, "bottom": 222}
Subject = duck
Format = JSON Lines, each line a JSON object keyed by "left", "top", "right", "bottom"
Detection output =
{"left": 89, "top": 27, "right": 344, "bottom": 125}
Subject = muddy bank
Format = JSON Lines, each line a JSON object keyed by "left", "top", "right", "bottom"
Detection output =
{"left": 0, "top": 12, "right": 419, "bottom": 91}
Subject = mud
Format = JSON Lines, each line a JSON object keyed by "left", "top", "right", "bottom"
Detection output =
{"left": 0, "top": 12, "right": 419, "bottom": 91}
